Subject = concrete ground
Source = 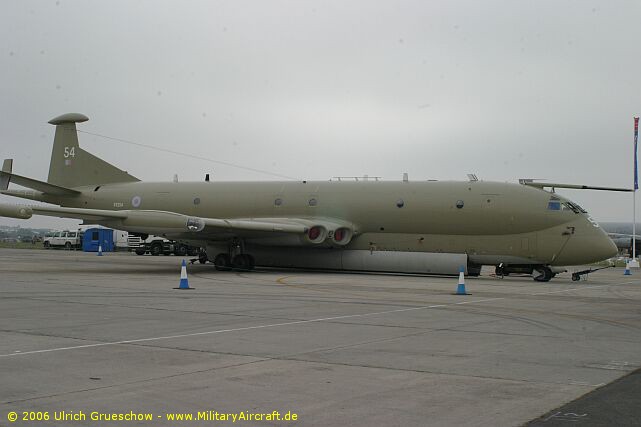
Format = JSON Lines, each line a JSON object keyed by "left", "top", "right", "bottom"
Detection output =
{"left": 528, "top": 367, "right": 641, "bottom": 427}
{"left": 0, "top": 248, "right": 639, "bottom": 426}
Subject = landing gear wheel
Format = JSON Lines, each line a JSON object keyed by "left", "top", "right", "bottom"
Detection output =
{"left": 135, "top": 247, "right": 146, "bottom": 255}
{"left": 174, "top": 245, "right": 187, "bottom": 256}
{"left": 232, "top": 254, "right": 255, "bottom": 271}
{"left": 533, "top": 266, "right": 553, "bottom": 282}
{"left": 198, "top": 251, "right": 209, "bottom": 264}
{"left": 213, "top": 253, "right": 231, "bottom": 270}
{"left": 245, "top": 254, "right": 255, "bottom": 270}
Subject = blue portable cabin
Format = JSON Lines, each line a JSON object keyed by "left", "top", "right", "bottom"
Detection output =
{"left": 82, "top": 228, "right": 114, "bottom": 252}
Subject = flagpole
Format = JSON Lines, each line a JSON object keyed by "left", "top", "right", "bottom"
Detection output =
{"left": 633, "top": 117, "right": 639, "bottom": 263}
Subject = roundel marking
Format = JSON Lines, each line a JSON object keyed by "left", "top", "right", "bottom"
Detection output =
{"left": 131, "top": 196, "right": 142, "bottom": 208}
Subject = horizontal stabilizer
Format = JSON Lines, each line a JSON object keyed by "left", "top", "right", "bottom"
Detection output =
{"left": 0, "top": 168, "right": 80, "bottom": 196}
{"left": 519, "top": 179, "right": 632, "bottom": 192}
{"left": 0, "top": 159, "right": 12, "bottom": 190}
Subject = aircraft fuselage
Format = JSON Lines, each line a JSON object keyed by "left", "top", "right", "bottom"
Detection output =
{"left": 10, "top": 178, "right": 616, "bottom": 268}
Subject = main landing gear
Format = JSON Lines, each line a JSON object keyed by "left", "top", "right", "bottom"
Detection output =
{"left": 203, "top": 240, "right": 256, "bottom": 272}
{"left": 211, "top": 253, "right": 255, "bottom": 271}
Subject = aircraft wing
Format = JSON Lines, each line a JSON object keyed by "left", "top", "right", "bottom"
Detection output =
{"left": 519, "top": 179, "right": 632, "bottom": 192}
{"left": 606, "top": 232, "right": 639, "bottom": 238}
{"left": 0, "top": 203, "right": 308, "bottom": 236}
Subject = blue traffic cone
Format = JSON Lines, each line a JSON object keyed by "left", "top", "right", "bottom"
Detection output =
{"left": 624, "top": 262, "right": 631, "bottom": 276}
{"left": 454, "top": 266, "right": 469, "bottom": 295}
{"left": 97, "top": 245, "right": 103, "bottom": 256}
{"left": 174, "top": 259, "right": 194, "bottom": 289}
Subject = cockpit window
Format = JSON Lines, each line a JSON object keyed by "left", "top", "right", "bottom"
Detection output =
{"left": 562, "top": 202, "right": 577, "bottom": 213}
{"left": 572, "top": 202, "right": 587, "bottom": 213}
{"left": 548, "top": 196, "right": 588, "bottom": 214}
{"left": 562, "top": 201, "right": 587, "bottom": 214}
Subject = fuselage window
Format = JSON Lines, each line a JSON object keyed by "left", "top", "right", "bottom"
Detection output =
{"left": 308, "top": 198, "right": 318, "bottom": 207}
{"left": 274, "top": 198, "right": 283, "bottom": 206}
{"left": 456, "top": 200, "right": 464, "bottom": 209}
{"left": 547, "top": 201, "right": 561, "bottom": 210}
{"left": 396, "top": 199, "right": 404, "bottom": 208}
{"left": 193, "top": 197, "right": 201, "bottom": 205}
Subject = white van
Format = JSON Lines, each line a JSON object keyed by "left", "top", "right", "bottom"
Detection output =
{"left": 43, "top": 230, "right": 82, "bottom": 250}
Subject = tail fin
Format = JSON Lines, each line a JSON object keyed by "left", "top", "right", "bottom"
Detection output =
{"left": 47, "top": 113, "right": 139, "bottom": 188}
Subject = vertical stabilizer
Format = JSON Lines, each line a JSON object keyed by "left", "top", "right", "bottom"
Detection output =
{"left": 47, "top": 113, "right": 139, "bottom": 188}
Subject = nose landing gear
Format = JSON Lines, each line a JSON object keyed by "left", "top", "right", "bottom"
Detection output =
{"left": 495, "top": 264, "right": 556, "bottom": 282}
{"left": 533, "top": 265, "right": 553, "bottom": 282}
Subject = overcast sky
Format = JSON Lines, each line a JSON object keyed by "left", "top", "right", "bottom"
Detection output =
{"left": 1, "top": 0, "right": 640, "bottom": 229}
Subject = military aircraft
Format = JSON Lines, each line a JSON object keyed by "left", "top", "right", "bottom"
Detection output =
{"left": 0, "top": 113, "right": 627, "bottom": 281}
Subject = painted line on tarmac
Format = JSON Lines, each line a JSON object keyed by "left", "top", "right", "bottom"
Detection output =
{"left": 529, "top": 280, "right": 638, "bottom": 296}
{"left": 0, "top": 281, "right": 634, "bottom": 358}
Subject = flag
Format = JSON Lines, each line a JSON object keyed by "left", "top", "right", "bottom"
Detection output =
{"left": 635, "top": 117, "right": 639, "bottom": 190}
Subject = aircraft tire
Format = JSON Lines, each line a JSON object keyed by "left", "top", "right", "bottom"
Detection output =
{"left": 533, "top": 266, "right": 553, "bottom": 282}
{"left": 214, "top": 253, "right": 231, "bottom": 270}
{"left": 135, "top": 248, "right": 146, "bottom": 255}
{"left": 246, "top": 254, "right": 255, "bottom": 270}
{"left": 231, "top": 254, "right": 253, "bottom": 271}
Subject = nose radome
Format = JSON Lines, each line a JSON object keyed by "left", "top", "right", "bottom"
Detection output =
{"left": 592, "top": 232, "right": 618, "bottom": 262}
{"left": 554, "top": 225, "right": 617, "bottom": 265}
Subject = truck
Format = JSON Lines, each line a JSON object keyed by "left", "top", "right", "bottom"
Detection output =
{"left": 128, "top": 234, "right": 199, "bottom": 256}
{"left": 43, "top": 230, "right": 83, "bottom": 250}
{"left": 113, "top": 229, "right": 130, "bottom": 251}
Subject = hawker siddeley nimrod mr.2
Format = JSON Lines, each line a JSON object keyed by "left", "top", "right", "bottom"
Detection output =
{"left": 0, "top": 113, "right": 628, "bottom": 282}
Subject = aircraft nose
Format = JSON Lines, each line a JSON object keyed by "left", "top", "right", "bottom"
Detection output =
{"left": 554, "top": 223, "right": 618, "bottom": 265}
{"left": 591, "top": 232, "right": 618, "bottom": 262}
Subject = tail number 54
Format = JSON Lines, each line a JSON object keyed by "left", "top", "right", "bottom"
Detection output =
{"left": 64, "top": 147, "right": 76, "bottom": 158}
